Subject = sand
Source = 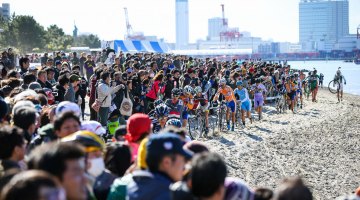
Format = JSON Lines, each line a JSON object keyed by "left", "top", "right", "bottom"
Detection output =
{"left": 200, "top": 88, "right": 360, "bottom": 200}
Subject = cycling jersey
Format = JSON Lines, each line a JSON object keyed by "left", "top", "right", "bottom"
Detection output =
{"left": 234, "top": 88, "right": 250, "bottom": 103}
{"left": 193, "top": 94, "right": 209, "bottom": 110}
{"left": 215, "top": 86, "right": 236, "bottom": 102}
{"left": 285, "top": 82, "right": 296, "bottom": 93}
{"left": 251, "top": 84, "right": 267, "bottom": 99}
{"left": 180, "top": 94, "right": 194, "bottom": 110}
{"left": 165, "top": 99, "right": 184, "bottom": 119}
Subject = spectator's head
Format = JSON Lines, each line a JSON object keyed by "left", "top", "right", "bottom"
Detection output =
{"left": 44, "top": 67, "right": 55, "bottom": 80}
{"left": 273, "top": 177, "right": 312, "bottom": 200}
{"left": 0, "top": 170, "right": 64, "bottom": 200}
{"left": 61, "top": 130, "right": 105, "bottom": 178}
{"left": 0, "top": 125, "right": 25, "bottom": 162}
{"left": 37, "top": 70, "right": 47, "bottom": 83}
{"left": 7, "top": 70, "right": 19, "bottom": 79}
{"left": 190, "top": 152, "right": 227, "bottom": 199}
{"left": 12, "top": 106, "right": 37, "bottom": 134}
{"left": 23, "top": 73, "right": 37, "bottom": 86}
{"left": 104, "top": 142, "right": 131, "bottom": 177}
{"left": 114, "top": 125, "right": 127, "bottom": 141}
{"left": 53, "top": 111, "right": 80, "bottom": 138}
{"left": 28, "top": 82, "right": 42, "bottom": 90}
{"left": 55, "top": 101, "right": 81, "bottom": 117}
{"left": 146, "top": 133, "right": 192, "bottom": 182}
{"left": 58, "top": 74, "right": 70, "bottom": 88}
{"left": 125, "top": 113, "right": 152, "bottom": 144}
{"left": 19, "top": 57, "right": 30, "bottom": 70}
{"left": 100, "top": 71, "right": 111, "bottom": 84}
{"left": 69, "top": 74, "right": 81, "bottom": 86}
{"left": 27, "top": 142, "right": 87, "bottom": 200}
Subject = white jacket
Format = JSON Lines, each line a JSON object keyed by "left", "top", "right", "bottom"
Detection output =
{"left": 97, "top": 81, "right": 120, "bottom": 107}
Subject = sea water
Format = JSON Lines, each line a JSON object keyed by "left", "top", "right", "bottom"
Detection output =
{"left": 288, "top": 61, "right": 360, "bottom": 96}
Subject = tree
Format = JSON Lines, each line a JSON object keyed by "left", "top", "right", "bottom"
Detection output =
{"left": 74, "top": 34, "right": 101, "bottom": 48}
{"left": 0, "top": 15, "right": 46, "bottom": 52}
{"left": 45, "top": 24, "right": 73, "bottom": 51}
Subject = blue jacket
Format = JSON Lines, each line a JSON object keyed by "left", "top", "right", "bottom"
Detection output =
{"left": 127, "top": 171, "right": 172, "bottom": 200}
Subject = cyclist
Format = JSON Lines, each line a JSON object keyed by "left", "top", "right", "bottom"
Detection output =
{"left": 334, "top": 68, "right": 346, "bottom": 102}
{"left": 234, "top": 81, "right": 252, "bottom": 126}
{"left": 285, "top": 76, "right": 297, "bottom": 113}
{"left": 251, "top": 78, "right": 267, "bottom": 120}
{"left": 153, "top": 103, "right": 170, "bottom": 133}
{"left": 319, "top": 73, "right": 324, "bottom": 88}
{"left": 213, "top": 78, "right": 236, "bottom": 131}
{"left": 165, "top": 88, "right": 186, "bottom": 126}
{"left": 179, "top": 85, "right": 195, "bottom": 127}
{"left": 193, "top": 86, "right": 210, "bottom": 135}
{"left": 309, "top": 70, "right": 320, "bottom": 102}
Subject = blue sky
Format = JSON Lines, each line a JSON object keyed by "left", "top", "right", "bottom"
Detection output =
{"left": 2, "top": 0, "right": 360, "bottom": 43}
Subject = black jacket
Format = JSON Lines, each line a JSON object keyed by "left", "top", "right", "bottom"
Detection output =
{"left": 54, "top": 84, "right": 66, "bottom": 102}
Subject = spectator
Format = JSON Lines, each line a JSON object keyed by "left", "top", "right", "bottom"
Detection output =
{"left": 0, "top": 170, "right": 64, "bottom": 200}
{"left": 104, "top": 142, "right": 131, "bottom": 177}
{"left": 97, "top": 71, "right": 122, "bottom": 126}
{"left": 126, "top": 133, "right": 192, "bottom": 200}
{"left": 64, "top": 74, "right": 81, "bottom": 103}
{"left": 36, "top": 70, "right": 53, "bottom": 90}
{"left": 0, "top": 126, "right": 25, "bottom": 174}
{"left": 84, "top": 54, "right": 96, "bottom": 81}
{"left": 21, "top": 73, "right": 37, "bottom": 90}
{"left": 54, "top": 74, "right": 70, "bottom": 103}
{"left": 27, "top": 142, "right": 89, "bottom": 200}
{"left": 273, "top": 177, "right": 312, "bottom": 200}
{"left": 12, "top": 106, "right": 37, "bottom": 143}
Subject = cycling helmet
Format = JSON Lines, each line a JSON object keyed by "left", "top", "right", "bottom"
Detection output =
{"left": 61, "top": 130, "right": 105, "bottom": 153}
{"left": 154, "top": 99, "right": 164, "bottom": 107}
{"left": 166, "top": 118, "right": 182, "bottom": 128}
{"left": 294, "top": 72, "right": 299, "bottom": 77}
{"left": 219, "top": 78, "right": 227, "bottom": 85}
{"left": 184, "top": 85, "right": 193, "bottom": 94}
{"left": 171, "top": 88, "right": 181, "bottom": 96}
{"left": 155, "top": 103, "right": 170, "bottom": 117}
{"left": 194, "top": 86, "right": 202, "bottom": 94}
{"left": 236, "top": 81, "right": 243, "bottom": 86}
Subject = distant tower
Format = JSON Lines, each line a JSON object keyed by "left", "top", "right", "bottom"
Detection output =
{"left": 1, "top": 3, "right": 10, "bottom": 20}
{"left": 73, "top": 22, "right": 78, "bottom": 38}
{"left": 175, "top": 0, "right": 189, "bottom": 50}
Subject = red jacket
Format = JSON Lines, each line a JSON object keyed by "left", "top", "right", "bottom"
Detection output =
{"left": 146, "top": 80, "right": 166, "bottom": 100}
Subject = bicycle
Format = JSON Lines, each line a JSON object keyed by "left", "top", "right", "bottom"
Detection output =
{"left": 188, "top": 110, "right": 205, "bottom": 140}
{"left": 215, "top": 100, "right": 228, "bottom": 133}
{"left": 328, "top": 79, "right": 340, "bottom": 94}
{"left": 235, "top": 100, "right": 243, "bottom": 130}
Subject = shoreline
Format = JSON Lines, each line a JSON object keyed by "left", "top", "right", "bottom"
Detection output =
{"left": 201, "top": 88, "right": 360, "bottom": 200}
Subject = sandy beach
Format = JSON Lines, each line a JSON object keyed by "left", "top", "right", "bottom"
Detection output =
{"left": 201, "top": 88, "right": 360, "bottom": 200}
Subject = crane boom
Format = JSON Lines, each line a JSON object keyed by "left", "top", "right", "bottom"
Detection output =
{"left": 124, "top": 7, "right": 133, "bottom": 38}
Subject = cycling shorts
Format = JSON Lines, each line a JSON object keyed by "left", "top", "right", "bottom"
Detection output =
{"left": 254, "top": 99, "right": 264, "bottom": 108}
{"left": 287, "top": 91, "right": 296, "bottom": 100}
{"left": 226, "top": 100, "right": 236, "bottom": 113}
{"left": 241, "top": 100, "right": 251, "bottom": 112}
{"left": 296, "top": 89, "right": 302, "bottom": 96}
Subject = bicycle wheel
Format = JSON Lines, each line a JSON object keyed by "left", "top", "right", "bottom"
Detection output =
{"left": 328, "top": 80, "right": 340, "bottom": 94}
{"left": 188, "top": 115, "right": 202, "bottom": 140}
{"left": 218, "top": 107, "right": 223, "bottom": 132}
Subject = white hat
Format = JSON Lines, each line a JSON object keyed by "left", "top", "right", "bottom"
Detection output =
{"left": 55, "top": 101, "right": 81, "bottom": 117}
{"left": 81, "top": 121, "right": 106, "bottom": 136}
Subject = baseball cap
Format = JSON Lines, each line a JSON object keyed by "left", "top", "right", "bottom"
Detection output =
{"left": 81, "top": 121, "right": 106, "bottom": 136}
{"left": 55, "top": 60, "right": 62, "bottom": 66}
{"left": 69, "top": 74, "right": 81, "bottom": 82}
{"left": 125, "top": 113, "right": 152, "bottom": 143}
{"left": 146, "top": 133, "right": 193, "bottom": 161}
{"left": 55, "top": 101, "right": 81, "bottom": 117}
{"left": 236, "top": 81, "right": 243, "bottom": 86}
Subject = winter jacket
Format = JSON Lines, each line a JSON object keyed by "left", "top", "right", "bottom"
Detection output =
{"left": 146, "top": 80, "right": 165, "bottom": 100}
{"left": 97, "top": 81, "right": 120, "bottom": 108}
{"left": 127, "top": 171, "right": 172, "bottom": 200}
{"left": 54, "top": 84, "right": 66, "bottom": 103}
{"left": 64, "top": 84, "right": 76, "bottom": 103}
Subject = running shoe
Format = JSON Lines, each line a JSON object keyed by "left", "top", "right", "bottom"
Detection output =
{"left": 227, "top": 122, "right": 230, "bottom": 130}
{"left": 231, "top": 125, "right": 234, "bottom": 131}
